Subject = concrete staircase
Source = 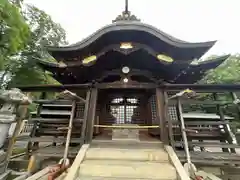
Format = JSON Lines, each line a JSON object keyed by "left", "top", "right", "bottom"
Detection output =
{"left": 76, "top": 140, "right": 177, "bottom": 180}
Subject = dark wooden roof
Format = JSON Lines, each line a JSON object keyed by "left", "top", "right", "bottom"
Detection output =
{"left": 47, "top": 21, "right": 216, "bottom": 61}
{"left": 173, "top": 55, "right": 230, "bottom": 84}
{"left": 42, "top": 8, "right": 226, "bottom": 85}
{"left": 38, "top": 54, "right": 229, "bottom": 84}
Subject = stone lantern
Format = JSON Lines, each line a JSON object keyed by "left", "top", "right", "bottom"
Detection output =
{"left": 0, "top": 88, "right": 31, "bottom": 178}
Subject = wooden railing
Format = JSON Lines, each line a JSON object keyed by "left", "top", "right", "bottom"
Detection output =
{"left": 16, "top": 83, "right": 240, "bottom": 92}
{"left": 15, "top": 83, "right": 240, "bottom": 154}
{"left": 19, "top": 120, "right": 34, "bottom": 134}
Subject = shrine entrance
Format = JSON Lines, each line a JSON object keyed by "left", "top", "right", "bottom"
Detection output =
{"left": 94, "top": 89, "right": 159, "bottom": 142}
{"left": 110, "top": 97, "right": 139, "bottom": 124}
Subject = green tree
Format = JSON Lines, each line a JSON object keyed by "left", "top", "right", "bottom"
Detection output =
{"left": 196, "top": 55, "right": 240, "bottom": 124}
{"left": 0, "top": 0, "right": 29, "bottom": 71}
{"left": 200, "top": 54, "right": 240, "bottom": 84}
{"left": 7, "top": 4, "right": 67, "bottom": 87}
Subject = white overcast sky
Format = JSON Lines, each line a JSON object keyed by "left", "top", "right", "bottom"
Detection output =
{"left": 24, "top": 0, "right": 240, "bottom": 57}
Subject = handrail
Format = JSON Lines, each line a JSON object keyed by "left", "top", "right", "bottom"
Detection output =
{"left": 64, "top": 144, "right": 89, "bottom": 180}
{"left": 168, "top": 89, "right": 197, "bottom": 178}
{"left": 176, "top": 98, "right": 192, "bottom": 165}
{"left": 170, "top": 90, "right": 226, "bottom": 180}
{"left": 25, "top": 167, "right": 51, "bottom": 180}
{"left": 164, "top": 145, "right": 191, "bottom": 180}
{"left": 62, "top": 100, "right": 76, "bottom": 165}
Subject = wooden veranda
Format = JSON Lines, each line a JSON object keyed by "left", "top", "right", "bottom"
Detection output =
{"left": 14, "top": 83, "right": 240, "bottom": 167}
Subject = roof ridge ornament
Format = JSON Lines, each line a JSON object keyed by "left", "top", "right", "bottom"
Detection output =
{"left": 112, "top": 0, "right": 140, "bottom": 23}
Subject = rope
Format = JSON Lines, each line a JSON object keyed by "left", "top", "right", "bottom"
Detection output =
{"left": 93, "top": 125, "right": 160, "bottom": 129}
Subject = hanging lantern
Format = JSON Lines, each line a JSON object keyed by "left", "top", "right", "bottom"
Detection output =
{"left": 120, "top": 42, "right": 133, "bottom": 49}
{"left": 82, "top": 55, "right": 97, "bottom": 66}
{"left": 157, "top": 54, "right": 174, "bottom": 63}
{"left": 122, "top": 66, "right": 130, "bottom": 74}
{"left": 123, "top": 78, "right": 129, "bottom": 83}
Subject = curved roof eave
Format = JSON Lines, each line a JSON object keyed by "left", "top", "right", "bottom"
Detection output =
{"left": 37, "top": 54, "right": 229, "bottom": 85}
{"left": 171, "top": 55, "right": 230, "bottom": 83}
{"left": 47, "top": 21, "right": 217, "bottom": 52}
{"left": 37, "top": 54, "right": 230, "bottom": 72}
{"left": 191, "top": 54, "right": 230, "bottom": 67}
{"left": 37, "top": 60, "right": 61, "bottom": 68}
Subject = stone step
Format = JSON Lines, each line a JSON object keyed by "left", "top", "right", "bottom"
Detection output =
{"left": 86, "top": 147, "right": 169, "bottom": 162}
{"left": 78, "top": 160, "right": 177, "bottom": 180}
{"left": 78, "top": 176, "right": 176, "bottom": 180}
{"left": 91, "top": 139, "right": 163, "bottom": 149}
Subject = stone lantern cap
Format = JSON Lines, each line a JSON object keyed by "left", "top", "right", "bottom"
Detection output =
{"left": 0, "top": 88, "right": 32, "bottom": 105}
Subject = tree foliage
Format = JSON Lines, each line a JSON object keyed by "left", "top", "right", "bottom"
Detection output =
{"left": 2, "top": 3, "right": 67, "bottom": 88}
{"left": 196, "top": 55, "right": 240, "bottom": 124}
{"left": 200, "top": 54, "right": 240, "bottom": 84}
{"left": 0, "top": 0, "right": 29, "bottom": 70}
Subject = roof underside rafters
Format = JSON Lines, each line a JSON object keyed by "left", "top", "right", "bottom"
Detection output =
{"left": 38, "top": 52, "right": 230, "bottom": 84}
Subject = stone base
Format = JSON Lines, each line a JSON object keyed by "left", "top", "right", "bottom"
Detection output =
{"left": 112, "top": 124, "right": 139, "bottom": 141}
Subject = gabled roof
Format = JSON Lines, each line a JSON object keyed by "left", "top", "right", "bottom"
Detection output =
{"left": 47, "top": 21, "right": 216, "bottom": 61}
{"left": 48, "top": 21, "right": 216, "bottom": 51}
{"left": 41, "top": 7, "right": 224, "bottom": 85}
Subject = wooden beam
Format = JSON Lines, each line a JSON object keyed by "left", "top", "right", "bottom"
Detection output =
{"left": 164, "top": 145, "right": 191, "bottom": 180}
{"left": 164, "top": 91, "right": 174, "bottom": 148}
{"left": 5, "top": 104, "right": 28, "bottom": 170}
{"left": 161, "top": 84, "right": 240, "bottom": 92}
{"left": 64, "top": 144, "right": 90, "bottom": 180}
{"left": 169, "top": 99, "right": 233, "bottom": 105}
{"left": 155, "top": 88, "right": 168, "bottom": 144}
{"left": 25, "top": 167, "right": 51, "bottom": 180}
{"left": 85, "top": 88, "right": 98, "bottom": 143}
{"left": 213, "top": 93, "right": 235, "bottom": 153}
{"left": 62, "top": 100, "right": 76, "bottom": 162}
{"left": 58, "top": 90, "right": 86, "bottom": 103}
{"left": 16, "top": 83, "right": 91, "bottom": 92}
{"left": 176, "top": 97, "right": 193, "bottom": 161}
{"left": 16, "top": 83, "right": 240, "bottom": 93}
{"left": 109, "top": 102, "right": 140, "bottom": 106}
{"left": 96, "top": 68, "right": 159, "bottom": 83}
{"left": 230, "top": 92, "right": 240, "bottom": 118}
{"left": 124, "top": 99, "right": 127, "bottom": 124}
{"left": 145, "top": 97, "right": 152, "bottom": 126}
{"left": 97, "top": 82, "right": 156, "bottom": 89}
{"left": 81, "top": 90, "right": 91, "bottom": 144}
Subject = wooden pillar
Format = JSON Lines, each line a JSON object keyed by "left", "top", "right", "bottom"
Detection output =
{"left": 81, "top": 90, "right": 91, "bottom": 144}
{"left": 230, "top": 92, "right": 240, "bottom": 118}
{"left": 27, "top": 92, "right": 46, "bottom": 157}
{"left": 99, "top": 100, "right": 107, "bottom": 134}
{"left": 146, "top": 97, "right": 152, "bottom": 126}
{"left": 146, "top": 97, "right": 153, "bottom": 135}
{"left": 85, "top": 88, "right": 98, "bottom": 143}
{"left": 156, "top": 88, "right": 168, "bottom": 144}
{"left": 164, "top": 91, "right": 175, "bottom": 147}
{"left": 124, "top": 98, "right": 127, "bottom": 124}
{"left": 213, "top": 93, "right": 235, "bottom": 153}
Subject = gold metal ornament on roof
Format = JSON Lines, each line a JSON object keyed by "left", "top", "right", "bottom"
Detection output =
{"left": 120, "top": 42, "right": 133, "bottom": 49}
{"left": 190, "top": 58, "right": 199, "bottom": 65}
{"left": 58, "top": 61, "right": 67, "bottom": 67}
{"left": 157, "top": 54, "right": 174, "bottom": 63}
{"left": 82, "top": 55, "right": 97, "bottom": 65}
